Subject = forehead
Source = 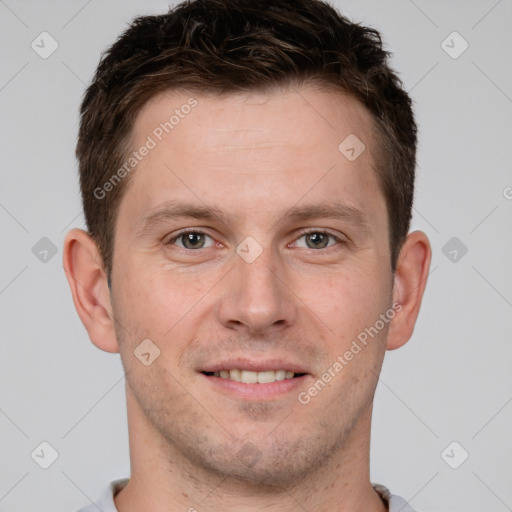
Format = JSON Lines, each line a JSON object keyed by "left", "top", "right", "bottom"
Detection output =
{"left": 134, "top": 85, "right": 376, "bottom": 155}
{"left": 118, "top": 85, "right": 385, "bottom": 231}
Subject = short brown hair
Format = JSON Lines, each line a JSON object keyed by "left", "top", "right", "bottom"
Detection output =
{"left": 76, "top": 0, "right": 417, "bottom": 279}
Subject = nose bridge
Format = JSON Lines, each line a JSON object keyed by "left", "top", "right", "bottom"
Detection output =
{"left": 238, "top": 242, "right": 279, "bottom": 298}
{"left": 218, "top": 240, "right": 296, "bottom": 333}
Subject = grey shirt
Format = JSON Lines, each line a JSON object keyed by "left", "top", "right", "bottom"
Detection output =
{"left": 75, "top": 479, "right": 418, "bottom": 511}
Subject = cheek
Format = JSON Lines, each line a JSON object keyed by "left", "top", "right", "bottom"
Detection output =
{"left": 304, "top": 265, "right": 391, "bottom": 336}
{"left": 112, "top": 258, "right": 213, "bottom": 340}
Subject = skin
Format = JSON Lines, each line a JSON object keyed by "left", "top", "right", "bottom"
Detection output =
{"left": 64, "top": 85, "right": 431, "bottom": 512}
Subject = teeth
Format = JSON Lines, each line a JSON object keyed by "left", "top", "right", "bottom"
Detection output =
{"left": 241, "top": 370, "right": 258, "bottom": 383}
{"left": 275, "top": 370, "right": 286, "bottom": 381}
{"left": 212, "top": 369, "right": 297, "bottom": 383}
{"left": 257, "top": 371, "right": 275, "bottom": 384}
{"left": 229, "top": 369, "right": 242, "bottom": 382}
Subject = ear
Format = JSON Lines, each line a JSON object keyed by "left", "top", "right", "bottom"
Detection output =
{"left": 386, "top": 230, "right": 432, "bottom": 350}
{"left": 63, "top": 228, "right": 119, "bottom": 353}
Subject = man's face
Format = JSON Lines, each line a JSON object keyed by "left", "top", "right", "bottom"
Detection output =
{"left": 111, "top": 86, "right": 394, "bottom": 486}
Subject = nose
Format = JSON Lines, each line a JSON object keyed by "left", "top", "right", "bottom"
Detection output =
{"left": 217, "top": 244, "right": 298, "bottom": 336}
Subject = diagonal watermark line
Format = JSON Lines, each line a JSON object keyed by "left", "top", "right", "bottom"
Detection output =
{"left": 427, "top": 264, "right": 439, "bottom": 278}
{"left": 198, "top": 475, "right": 229, "bottom": 504}
{"left": 266, "top": 267, "right": 336, "bottom": 336}
{"left": 470, "top": 204, "right": 499, "bottom": 233}
{"left": 408, "top": 62, "right": 439, "bottom": 93}
{"left": 393, "top": 264, "right": 438, "bottom": 319}
{"left": 61, "top": 373, "right": 126, "bottom": 439}
{"left": 164, "top": 367, "right": 235, "bottom": 438}
{"left": 471, "top": 265, "right": 512, "bottom": 308}
{"left": 262, "top": 407, "right": 295, "bottom": 440}
{"left": 0, "top": 408, "right": 29, "bottom": 438}
{"left": 0, "top": 265, "right": 29, "bottom": 296}
{"left": 0, "top": 201, "right": 29, "bottom": 233}
{"left": 408, "top": 0, "right": 439, "bottom": 28}
{"left": 60, "top": 211, "right": 83, "bottom": 233}
{"left": 412, "top": 205, "right": 439, "bottom": 233}
{"left": 61, "top": 471, "right": 101, "bottom": 511}
{"left": 0, "top": 62, "right": 29, "bottom": 92}
{"left": 398, "top": 472, "right": 439, "bottom": 512}
{"left": 0, "top": 472, "right": 29, "bottom": 502}
{"left": 291, "top": 86, "right": 337, "bottom": 132}
{"left": 472, "top": 61, "right": 512, "bottom": 104}
{"left": 472, "top": 471, "right": 512, "bottom": 510}
{"left": 192, "top": 474, "right": 238, "bottom": 510}
{"left": 61, "top": 60, "right": 87, "bottom": 86}
{"left": 377, "top": 374, "right": 439, "bottom": 438}
{"left": 0, "top": 0, "right": 28, "bottom": 28}
{"left": 266, "top": 163, "right": 337, "bottom": 234}
{"left": 472, "top": 395, "right": 512, "bottom": 439}
{"left": 164, "top": 268, "right": 234, "bottom": 336}
{"left": 164, "top": 163, "right": 231, "bottom": 233}
{"left": 61, "top": 0, "right": 93, "bottom": 29}
{"left": 283, "top": 487, "right": 310, "bottom": 512}
{"left": 61, "top": 265, "right": 131, "bottom": 336}
{"left": 472, "top": 0, "right": 503, "bottom": 30}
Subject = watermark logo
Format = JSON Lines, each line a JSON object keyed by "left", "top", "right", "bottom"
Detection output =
{"left": 31, "top": 441, "right": 59, "bottom": 469}
{"left": 442, "top": 236, "right": 468, "bottom": 263}
{"left": 236, "top": 441, "right": 262, "bottom": 468}
{"left": 338, "top": 134, "right": 366, "bottom": 161}
{"left": 441, "top": 441, "right": 469, "bottom": 469}
{"left": 31, "top": 32, "right": 58, "bottom": 59}
{"left": 134, "top": 338, "right": 161, "bottom": 366}
{"left": 236, "top": 236, "right": 263, "bottom": 264}
{"left": 441, "top": 31, "right": 469, "bottom": 60}
{"left": 32, "top": 237, "right": 58, "bottom": 263}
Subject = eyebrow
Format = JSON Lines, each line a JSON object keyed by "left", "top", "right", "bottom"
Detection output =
{"left": 136, "top": 201, "right": 227, "bottom": 237}
{"left": 272, "top": 202, "right": 371, "bottom": 234}
{"left": 135, "top": 199, "right": 371, "bottom": 237}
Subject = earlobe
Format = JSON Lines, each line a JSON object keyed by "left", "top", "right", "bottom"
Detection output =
{"left": 386, "top": 230, "right": 432, "bottom": 350}
{"left": 63, "top": 229, "right": 120, "bottom": 353}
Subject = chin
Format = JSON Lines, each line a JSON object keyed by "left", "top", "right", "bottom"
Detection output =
{"left": 195, "top": 435, "right": 337, "bottom": 490}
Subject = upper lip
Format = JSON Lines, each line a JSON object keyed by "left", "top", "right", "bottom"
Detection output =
{"left": 200, "top": 358, "right": 309, "bottom": 374}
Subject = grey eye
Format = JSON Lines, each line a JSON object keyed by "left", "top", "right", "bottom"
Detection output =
{"left": 172, "top": 232, "right": 214, "bottom": 249}
{"left": 295, "top": 231, "right": 338, "bottom": 249}
{"left": 304, "top": 232, "right": 329, "bottom": 249}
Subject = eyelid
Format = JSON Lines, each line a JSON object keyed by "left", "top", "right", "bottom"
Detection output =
{"left": 295, "top": 227, "right": 343, "bottom": 239}
{"left": 291, "top": 228, "right": 344, "bottom": 248}
{"left": 166, "top": 228, "right": 216, "bottom": 248}
{"left": 166, "top": 227, "right": 345, "bottom": 250}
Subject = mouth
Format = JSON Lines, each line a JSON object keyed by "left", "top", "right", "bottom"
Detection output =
{"left": 199, "top": 359, "right": 310, "bottom": 400}
{"left": 202, "top": 369, "right": 307, "bottom": 383}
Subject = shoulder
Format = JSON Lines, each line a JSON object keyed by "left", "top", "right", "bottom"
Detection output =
{"left": 373, "top": 483, "right": 420, "bottom": 512}
{"left": 74, "top": 478, "right": 129, "bottom": 512}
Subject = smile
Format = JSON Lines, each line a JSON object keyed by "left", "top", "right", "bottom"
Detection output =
{"left": 203, "top": 369, "right": 306, "bottom": 383}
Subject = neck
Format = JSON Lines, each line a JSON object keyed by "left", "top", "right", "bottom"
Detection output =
{"left": 114, "top": 388, "right": 387, "bottom": 512}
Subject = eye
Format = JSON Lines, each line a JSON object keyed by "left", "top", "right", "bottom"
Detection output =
{"left": 294, "top": 230, "right": 340, "bottom": 249}
{"left": 168, "top": 230, "right": 215, "bottom": 250}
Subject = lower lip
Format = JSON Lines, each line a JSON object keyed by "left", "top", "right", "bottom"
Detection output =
{"left": 200, "top": 373, "right": 309, "bottom": 400}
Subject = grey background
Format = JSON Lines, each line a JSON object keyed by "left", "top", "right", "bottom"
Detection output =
{"left": 0, "top": 0, "right": 511, "bottom": 510}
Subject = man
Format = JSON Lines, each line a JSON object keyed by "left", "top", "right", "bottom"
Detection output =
{"left": 64, "top": 0, "right": 431, "bottom": 510}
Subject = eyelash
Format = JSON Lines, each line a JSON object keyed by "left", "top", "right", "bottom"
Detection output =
{"left": 166, "top": 228, "right": 343, "bottom": 250}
